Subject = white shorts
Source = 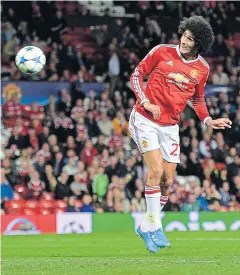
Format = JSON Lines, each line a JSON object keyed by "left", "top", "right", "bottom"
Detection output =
{"left": 129, "top": 109, "right": 180, "bottom": 163}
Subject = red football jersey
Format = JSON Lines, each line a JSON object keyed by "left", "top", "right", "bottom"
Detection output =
{"left": 130, "top": 44, "right": 210, "bottom": 126}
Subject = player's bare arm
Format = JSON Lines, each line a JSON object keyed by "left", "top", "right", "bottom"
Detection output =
{"left": 205, "top": 117, "right": 232, "bottom": 129}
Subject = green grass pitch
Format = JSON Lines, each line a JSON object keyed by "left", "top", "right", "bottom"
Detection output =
{"left": 2, "top": 231, "right": 240, "bottom": 275}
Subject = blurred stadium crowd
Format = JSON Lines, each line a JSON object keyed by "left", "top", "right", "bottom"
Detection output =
{"left": 1, "top": 1, "right": 240, "bottom": 215}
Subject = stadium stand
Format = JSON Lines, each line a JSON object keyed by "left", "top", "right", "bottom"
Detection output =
{"left": 1, "top": 1, "right": 240, "bottom": 215}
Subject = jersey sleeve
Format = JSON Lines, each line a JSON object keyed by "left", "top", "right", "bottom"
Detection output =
{"left": 130, "top": 45, "right": 161, "bottom": 105}
{"left": 190, "top": 69, "right": 211, "bottom": 124}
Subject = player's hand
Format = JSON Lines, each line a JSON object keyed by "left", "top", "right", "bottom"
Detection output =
{"left": 206, "top": 118, "right": 232, "bottom": 129}
{"left": 143, "top": 102, "right": 161, "bottom": 120}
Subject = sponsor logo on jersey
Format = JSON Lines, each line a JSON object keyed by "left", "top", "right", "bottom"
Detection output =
{"left": 168, "top": 73, "right": 189, "bottom": 83}
{"left": 190, "top": 70, "right": 198, "bottom": 78}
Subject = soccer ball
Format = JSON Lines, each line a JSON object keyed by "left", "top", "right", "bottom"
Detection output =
{"left": 15, "top": 46, "right": 46, "bottom": 75}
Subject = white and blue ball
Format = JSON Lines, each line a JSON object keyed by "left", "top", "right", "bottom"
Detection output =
{"left": 15, "top": 46, "right": 46, "bottom": 74}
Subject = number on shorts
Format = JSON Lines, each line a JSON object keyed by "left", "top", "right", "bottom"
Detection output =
{"left": 170, "top": 143, "right": 179, "bottom": 156}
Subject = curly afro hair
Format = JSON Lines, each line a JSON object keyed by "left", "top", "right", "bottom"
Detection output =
{"left": 178, "top": 16, "right": 215, "bottom": 54}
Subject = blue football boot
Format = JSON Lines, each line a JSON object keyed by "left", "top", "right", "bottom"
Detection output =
{"left": 136, "top": 226, "right": 159, "bottom": 253}
{"left": 150, "top": 228, "right": 171, "bottom": 248}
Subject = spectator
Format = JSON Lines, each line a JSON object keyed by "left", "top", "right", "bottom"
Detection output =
{"left": 80, "top": 140, "right": 98, "bottom": 167}
{"left": 36, "top": 143, "right": 51, "bottom": 162}
{"left": 43, "top": 165, "right": 57, "bottom": 192}
{"left": 64, "top": 136, "right": 77, "bottom": 155}
{"left": 217, "top": 168, "right": 228, "bottom": 187}
{"left": 212, "top": 64, "right": 229, "bottom": 85}
{"left": 164, "top": 193, "right": 181, "bottom": 212}
{"left": 205, "top": 184, "right": 222, "bottom": 211}
{"left": 177, "top": 153, "right": 188, "bottom": 176}
{"left": 1, "top": 168, "right": 14, "bottom": 202}
{"left": 2, "top": 35, "right": 19, "bottom": 60}
{"left": 227, "top": 155, "right": 240, "bottom": 184}
{"left": 220, "top": 182, "right": 232, "bottom": 207}
{"left": 54, "top": 172, "right": 71, "bottom": 200}
{"left": 50, "top": 10, "right": 68, "bottom": 43}
{"left": 62, "top": 157, "right": 79, "bottom": 176}
{"left": 183, "top": 193, "right": 201, "bottom": 212}
{"left": 194, "top": 186, "right": 209, "bottom": 211}
{"left": 112, "top": 111, "right": 130, "bottom": 136}
{"left": 100, "top": 149, "right": 110, "bottom": 168}
{"left": 85, "top": 111, "right": 100, "bottom": 138}
{"left": 77, "top": 161, "right": 85, "bottom": 174}
{"left": 70, "top": 173, "right": 87, "bottom": 199}
{"left": 108, "top": 49, "right": 122, "bottom": 98}
{"left": 91, "top": 24, "right": 110, "bottom": 47}
{"left": 71, "top": 99, "right": 85, "bottom": 121}
{"left": 108, "top": 129, "right": 124, "bottom": 151}
{"left": 105, "top": 156, "right": 126, "bottom": 181}
{"left": 34, "top": 155, "right": 46, "bottom": 179}
{"left": 95, "top": 135, "right": 107, "bottom": 155}
{"left": 83, "top": 90, "right": 97, "bottom": 110}
{"left": 44, "top": 96, "right": 56, "bottom": 125}
{"left": 26, "top": 128, "right": 39, "bottom": 152}
{"left": 14, "top": 118, "right": 28, "bottom": 136}
{"left": 63, "top": 45, "right": 78, "bottom": 73}
{"left": 93, "top": 167, "right": 109, "bottom": 199}
{"left": 206, "top": 159, "right": 221, "bottom": 186}
{"left": 80, "top": 194, "right": 95, "bottom": 212}
{"left": 190, "top": 138, "right": 200, "bottom": 158}
{"left": 229, "top": 68, "right": 239, "bottom": 86}
{"left": 38, "top": 126, "right": 50, "bottom": 147}
{"left": 57, "top": 93, "right": 73, "bottom": 117}
{"left": 212, "top": 132, "right": 228, "bottom": 162}
{"left": 53, "top": 112, "right": 74, "bottom": 141}
{"left": 31, "top": 119, "right": 43, "bottom": 135}
{"left": 50, "top": 151, "right": 65, "bottom": 177}
{"left": 232, "top": 176, "right": 240, "bottom": 203}
{"left": 28, "top": 102, "right": 44, "bottom": 121}
{"left": 7, "top": 127, "right": 26, "bottom": 149}
{"left": 199, "top": 131, "right": 217, "bottom": 158}
{"left": 131, "top": 190, "right": 146, "bottom": 212}
{"left": 2, "top": 158, "right": 19, "bottom": 187}
{"left": 124, "top": 157, "right": 138, "bottom": 198}
{"left": 187, "top": 152, "right": 204, "bottom": 178}
{"left": 212, "top": 34, "right": 229, "bottom": 57}
{"left": 225, "top": 48, "right": 239, "bottom": 75}
{"left": 66, "top": 196, "right": 80, "bottom": 212}
{"left": 227, "top": 109, "right": 240, "bottom": 147}
{"left": 15, "top": 149, "right": 32, "bottom": 169}
{"left": 27, "top": 170, "right": 45, "bottom": 200}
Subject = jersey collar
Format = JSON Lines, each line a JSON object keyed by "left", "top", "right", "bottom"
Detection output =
{"left": 176, "top": 45, "right": 199, "bottom": 63}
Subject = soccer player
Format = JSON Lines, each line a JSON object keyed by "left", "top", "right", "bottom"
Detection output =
{"left": 129, "top": 16, "right": 232, "bottom": 253}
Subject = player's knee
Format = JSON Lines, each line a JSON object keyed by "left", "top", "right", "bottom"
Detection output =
{"left": 148, "top": 165, "right": 163, "bottom": 181}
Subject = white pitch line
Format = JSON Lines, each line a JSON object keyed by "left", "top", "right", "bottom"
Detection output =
{"left": 176, "top": 238, "right": 240, "bottom": 241}
{"left": 1, "top": 258, "right": 217, "bottom": 264}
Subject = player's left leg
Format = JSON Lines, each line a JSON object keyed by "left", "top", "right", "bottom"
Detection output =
{"left": 150, "top": 161, "right": 176, "bottom": 248}
{"left": 150, "top": 124, "right": 180, "bottom": 248}
{"left": 160, "top": 161, "right": 177, "bottom": 211}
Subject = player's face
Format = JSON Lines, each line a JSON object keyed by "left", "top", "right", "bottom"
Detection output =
{"left": 180, "top": 30, "right": 196, "bottom": 56}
